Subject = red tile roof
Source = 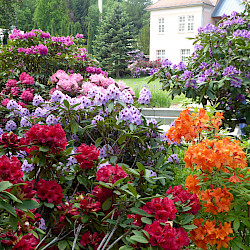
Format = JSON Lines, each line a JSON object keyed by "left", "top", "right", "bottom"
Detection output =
{"left": 146, "top": 0, "right": 215, "bottom": 11}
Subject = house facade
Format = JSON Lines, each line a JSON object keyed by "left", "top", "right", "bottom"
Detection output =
{"left": 146, "top": 0, "right": 244, "bottom": 63}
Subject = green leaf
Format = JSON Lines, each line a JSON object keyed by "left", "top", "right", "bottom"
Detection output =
{"left": 102, "top": 197, "right": 112, "bottom": 211}
{"left": 39, "top": 146, "right": 49, "bottom": 152}
{"left": 127, "top": 184, "right": 137, "bottom": 198}
{"left": 118, "top": 134, "right": 127, "bottom": 145}
{"left": 141, "top": 217, "right": 152, "bottom": 225}
{"left": 10, "top": 214, "right": 18, "bottom": 231}
{"left": 0, "top": 199, "right": 17, "bottom": 217}
{"left": 110, "top": 156, "right": 118, "bottom": 165}
{"left": 119, "top": 246, "right": 134, "bottom": 250}
{"left": 130, "top": 207, "right": 153, "bottom": 217}
{"left": 16, "top": 200, "right": 39, "bottom": 210}
{"left": 0, "top": 181, "right": 13, "bottom": 192}
{"left": 1, "top": 191, "right": 22, "bottom": 203}
{"left": 98, "top": 181, "right": 113, "bottom": 189}
{"left": 63, "top": 99, "right": 70, "bottom": 108}
{"left": 36, "top": 228, "right": 46, "bottom": 234}
{"left": 71, "top": 122, "right": 78, "bottom": 134}
{"left": 181, "top": 214, "right": 194, "bottom": 225}
{"left": 182, "top": 225, "right": 197, "bottom": 230}
{"left": 113, "top": 177, "right": 128, "bottom": 186}
{"left": 95, "top": 137, "right": 103, "bottom": 148}
{"left": 233, "top": 218, "right": 240, "bottom": 231}
{"left": 58, "top": 240, "right": 69, "bottom": 250}
{"left": 108, "top": 101, "right": 114, "bottom": 113}
{"left": 136, "top": 162, "right": 145, "bottom": 173}
{"left": 130, "top": 235, "right": 149, "bottom": 244}
{"left": 44, "top": 202, "right": 54, "bottom": 208}
{"left": 81, "top": 214, "right": 88, "bottom": 224}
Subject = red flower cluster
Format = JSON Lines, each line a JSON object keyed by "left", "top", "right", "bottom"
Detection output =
{"left": 142, "top": 197, "right": 177, "bottom": 222}
{"left": 75, "top": 144, "right": 99, "bottom": 169}
{"left": 144, "top": 221, "right": 190, "bottom": 250}
{"left": 16, "top": 209, "right": 41, "bottom": 234}
{"left": 166, "top": 185, "right": 201, "bottom": 214}
{"left": 21, "top": 124, "right": 67, "bottom": 154}
{"left": 17, "top": 180, "right": 36, "bottom": 200}
{"left": 80, "top": 196, "right": 102, "bottom": 213}
{"left": 92, "top": 185, "right": 113, "bottom": 203}
{"left": 80, "top": 231, "right": 104, "bottom": 250}
{"left": 19, "top": 72, "right": 35, "bottom": 85}
{"left": 36, "top": 179, "right": 63, "bottom": 204}
{"left": 13, "top": 233, "right": 39, "bottom": 250}
{"left": 127, "top": 214, "right": 142, "bottom": 227}
{"left": 56, "top": 202, "right": 79, "bottom": 223}
{"left": 0, "top": 132, "right": 20, "bottom": 150}
{"left": 0, "top": 155, "right": 23, "bottom": 184}
{"left": 96, "top": 164, "right": 128, "bottom": 184}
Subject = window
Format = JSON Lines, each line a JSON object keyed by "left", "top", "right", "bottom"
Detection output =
{"left": 187, "top": 15, "right": 194, "bottom": 31}
{"left": 178, "top": 16, "right": 185, "bottom": 32}
{"left": 159, "top": 18, "right": 164, "bottom": 33}
{"left": 180, "top": 49, "right": 190, "bottom": 62}
{"left": 156, "top": 50, "right": 165, "bottom": 60}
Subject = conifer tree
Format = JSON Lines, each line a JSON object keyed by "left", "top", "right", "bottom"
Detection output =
{"left": 87, "top": 21, "right": 93, "bottom": 54}
{"left": 93, "top": 3, "right": 135, "bottom": 78}
{"left": 33, "top": 0, "right": 69, "bottom": 33}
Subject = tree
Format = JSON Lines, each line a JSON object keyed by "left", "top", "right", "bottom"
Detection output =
{"left": 67, "top": 0, "right": 90, "bottom": 37}
{"left": 0, "top": 0, "right": 21, "bottom": 29}
{"left": 15, "top": 0, "right": 37, "bottom": 32}
{"left": 122, "top": 0, "right": 151, "bottom": 34}
{"left": 137, "top": 23, "right": 150, "bottom": 55}
{"left": 93, "top": 3, "right": 135, "bottom": 78}
{"left": 33, "top": 0, "right": 70, "bottom": 34}
{"left": 87, "top": 21, "right": 93, "bottom": 54}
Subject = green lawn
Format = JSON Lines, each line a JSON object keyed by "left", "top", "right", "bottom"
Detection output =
{"left": 115, "top": 77, "right": 186, "bottom": 108}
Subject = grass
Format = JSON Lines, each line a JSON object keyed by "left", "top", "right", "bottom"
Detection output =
{"left": 115, "top": 76, "right": 186, "bottom": 108}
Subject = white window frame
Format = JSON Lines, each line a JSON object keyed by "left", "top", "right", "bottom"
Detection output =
{"left": 156, "top": 50, "right": 165, "bottom": 60}
{"left": 180, "top": 49, "right": 190, "bottom": 62}
{"left": 158, "top": 17, "right": 164, "bottom": 33}
{"left": 187, "top": 15, "right": 194, "bottom": 32}
{"left": 178, "top": 16, "right": 185, "bottom": 32}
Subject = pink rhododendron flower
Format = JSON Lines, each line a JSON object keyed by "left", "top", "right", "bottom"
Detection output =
{"left": 20, "top": 90, "right": 34, "bottom": 102}
{"left": 2, "top": 99, "right": 10, "bottom": 106}
{"left": 19, "top": 72, "right": 34, "bottom": 85}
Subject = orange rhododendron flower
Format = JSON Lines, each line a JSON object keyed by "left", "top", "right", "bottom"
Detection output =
{"left": 201, "top": 186, "right": 233, "bottom": 215}
{"left": 185, "top": 174, "right": 200, "bottom": 194}
{"left": 165, "top": 108, "right": 224, "bottom": 144}
{"left": 190, "top": 220, "right": 234, "bottom": 250}
{"left": 184, "top": 138, "right": 247, "bottom": 173}
{"left": 228, "top": 173, "right": 241, "bottom": 183}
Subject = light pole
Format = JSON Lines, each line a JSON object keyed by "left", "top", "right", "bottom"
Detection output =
{"left": 98, "top": 0, "right": 102, "bottom": 23}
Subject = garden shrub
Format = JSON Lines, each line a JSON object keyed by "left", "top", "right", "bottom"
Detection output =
{"left": 149, "top": 1, "right": 250, "bottom": 130}
{"left": 0, "top": 29, "right": 97, "bottom": 87}
{"left": 128, "top": 58, "right": 162, "bottom": 78}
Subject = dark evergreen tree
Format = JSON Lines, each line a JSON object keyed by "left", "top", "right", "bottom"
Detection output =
{"left": 0, "top": 0, "right": 21, "bottom": 29}
{"left": 15, "top": 0, "right": 37, "bottom": 31}
{"left": 33, "top": 0, "right": 70, "bottom": 34}
{"left": 137, "top": 23, "right": 150, "bottom": 55}
{"left": 68, "top": 0, "right": 90, "bottom": 37}
{"left": 87, "top": 21, "right": 93, "bottom": 54}
{"left": 93, "top": 3, "right": 135, "bottom": 78}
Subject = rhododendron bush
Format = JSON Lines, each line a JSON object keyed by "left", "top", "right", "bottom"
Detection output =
{"left": 165, "top": 108, "right": 250, "bottom": 249}
{"left": 0, "top": 122, "right": 199, "bottom": 249}
{"left": 0, "top": 29, "right": 97, "bottom": 86}
{"left": 149, "top": 2, "right": 250, "bottom": 130}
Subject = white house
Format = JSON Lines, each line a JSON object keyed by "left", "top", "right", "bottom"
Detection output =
{"left": 146, "top": 0, "right": 245, "bottom": 63}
